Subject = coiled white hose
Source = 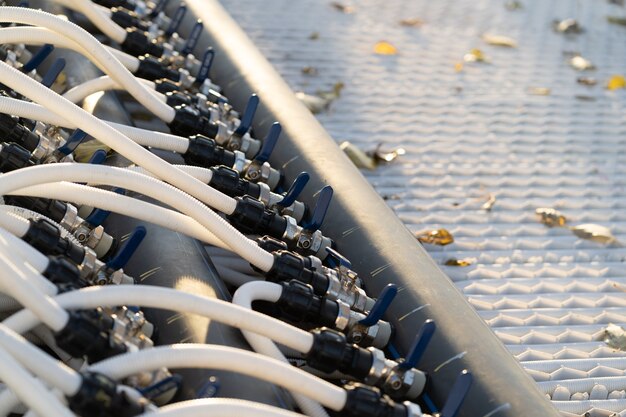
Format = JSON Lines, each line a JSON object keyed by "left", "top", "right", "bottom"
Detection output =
{"left": 89, "top": 344, "right": 347, "bottom": 412}
{"left": 51, "top": 0, "right": 127, "bottom": 43}
{"left": 139, "top": 398, "right": 305, "bottom": 417}
{"left": 63, "top": 76, "right": 164, "bottom": 104}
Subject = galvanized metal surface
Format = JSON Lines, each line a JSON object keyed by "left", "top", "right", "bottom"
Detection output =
{"left": 221, "top": 0, "right": 626, "bottom": 415}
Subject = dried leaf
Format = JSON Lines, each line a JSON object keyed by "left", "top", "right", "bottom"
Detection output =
{"left": 454, "top": 62, "right": 464, "bottom": 72}
{"left": 603, "top": 324, "right": 626, "bottom": 351}
{"left": 316, "top": 82, "right": 344, "bottom": 100}
{"left": 308, "top": 32, "right": 320, "bottom": 40}
{"left": 444, "top": 258, "right": 473, "bottom": 267}
{"left": 607, "top": 15, "right": 626, "bottom": 26}
{"left": 570, "top": 223, "right": 616, "bottom": 244}
{"left": 575, "top": 95, "right": 596, "bottom": 101}
{"left": 330, "top": 2, "right": 355, "bottom": 13}
{"left": 295, "top": 92, "right": 331, "bottom": 114}
{"left": 527, "top": 87, "right": 551, "bottom": 96}
{"left": 505, "top": 0, "right": 524, "bottom": 10}
{"left": 536, "top": 208, "right": 567, "bottom": 227}
{"left": 482, "top": 194, "right": 497, "bottom": 211}
{"left": 374, "top": 41, "right": 398, "bottom": 55}
{"left": 301, "top": 66, "right": 319, "bottom": 76}
{"left": 340, "top": 141, "right": 377, "bottom": 170}
{"left": 399, "top": 18, "right": 424, "bottom": 27}
{"left": 416, "top": 229, "right": 454, "bottom": 246}
{"left": 367, "top": 143, "right": 406, "bottom": 163}
{"left": 464, "top": 48, "right": 488, "bottom": 62}
{"left": 482, "top": 34, "right": 517, "bottom": 47}
{"left": 553, "top": 18, "right": 583, "bottom": 34}
{"left": 569, "top": 55, "right": 596, "bottom": 71}
{"left": 577, "top": 76, "right": 597, "bottom": 86}
{"left": 607, "top": 75, "right": 626, "bottom": 90}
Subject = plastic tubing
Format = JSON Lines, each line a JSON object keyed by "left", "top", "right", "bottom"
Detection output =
{"left": 0, "top": 27, "right": 139, "bottom": 72}
{"left": 50, "top": 0, "right": 127, "bottom": 43}
{"left": 89, "top": 344, "right": 347, "bottom": 411}
{"left": 0, "top": 344, "right": 74, "bottom": 417}
{"left": 0, "top": 8, "right": 174, "bottom": 121}
{"left": 126, "top": 165, "right": 213, "bottom": 184}
{"left": 63, "top": 76, "right": 164, "bottom": 103}
{"left": 0, "top": 164, "right": 274, "bottom": 271}
{"left": 233, "top": 281, "right": 330, "bottom": 417}
{"left": 0, "top": 210, "right": 29, "bottom": 237}
{"left": 0, "top": 203, "right": 81, "bottom": 245}
{"left": 138, "top": 398, "right": 305, "bottom": 417}
{"left": 1, "top": 285, "right": 314, "bottom": 355}
{"left": 0, "top": 96, "right": 189, "bottom": 153}
{"left": 0, "top": 227, "right": 48, "bottom": 273}
{"left": 13, "top": 182, "right": 231, "bottom": 251}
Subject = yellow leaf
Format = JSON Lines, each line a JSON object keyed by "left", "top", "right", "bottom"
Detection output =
{"left": 416, "top": 229, "right": 454, "bottom": 246}
{"left": 399, "top": 18, "right": 424, "bottom": 27}
{"left": 570, "top": 224, "right": 616, "bottom": 244}
{"left": 607, "top": 75, "right": 626, "bottom": 90}
{"left": 536, "top": 208, "right": 567, "bottom": 227}
{"left": 464, "top": 48, "right": 487, "bottom": 62}
{"left": 454, "top": 62, "right": 464, "bottom": 72}
{"left": 482, "top": 34, "right": 517, "bottom": 47}
{"left": 374, "top": 41, "right": 398, "bottom": 55}
{"left": 444, "top": 258, "right": 473, "bottom": 267}
{"left": 527, "top": 87, "right": 551, "bottom": 96}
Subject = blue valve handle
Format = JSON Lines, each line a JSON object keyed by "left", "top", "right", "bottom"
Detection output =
{"left": 324, "top": 247, "right": 352, "bottom": 269}
{"left": 182, "top": 20, "right": 203, "bottom": 55}
{"left": 303, "top": 185, "right": 333, "bottom": 232}
{"left": 399, "top": 319, "right": 436, "bottom": 370}
{"left": 233, "top": 94, "right": 259, "bottom": 136}
{"left": 56, "top": 129, "right": 87, "bottom": 156}
{"left": 196, "top": 48, "right": 215, "bottom": 84}
{"left": 88, "top": 149, "right": 108, "bottom": 165}
{"left": 84, "top": 188, "right": 125, "bottom": 227}
{"left": 17, "top": 1, "right": 29, "bottom": 6}
{"left": 165, "top": 4, "right": 187, "bottom": 37}
{"left": 440, "top": 370, "right": 473, "bottom": 417}
{"left": 359, "top": 284, "right": 398, "bottom": 326}
{"left": 106, "top": 226, "right": 147, "bottom": 270}
{"left": 41, "top": 58, "right": 65, "bottom": 88}
{"left": 22, "top": 44, "right": 54, "bottom": 73}
{"left": 254, "top": 122, "right": 281, "bottom": 163}
{"left": 277, "top": 172, "right": 309, "bottom": 207}
{"left": 149, "top": 0, "right": 169, "bottom": 18}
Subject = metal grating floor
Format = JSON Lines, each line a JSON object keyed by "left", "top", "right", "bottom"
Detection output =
{"left": 220, "top": 0, "right": 626, "bottom": 415}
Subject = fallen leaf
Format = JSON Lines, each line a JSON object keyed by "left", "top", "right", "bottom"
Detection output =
{"left": 330, "top": 2, "right": 355, "bottom": 13}
{"left": 482, "top": 34, "right": 517, "bottom": 47}
{"left": 505, "top": 0, "right": 524, "bottom": 10}
{"left": 575, "top": 95, "right": 596, "bottom": 101}
{"left": 444, "top": 258, "right": 473, "bottom": 267}
{"left": 316, "top": 82, "right": 344, "bottom": 100}
{"left": 464, "top": 48, "right": 488, "bottom": 63}
{"left": 553, "top": 18, "right": 583, "bottom": 34}
{"left": 374, "top": 41, "right": 398, "bottom": 55}
{"left": 295, "top": 92, "right": 331, "bottom": 114}
{"left": 577, "top": 76, "right": 597, "bottom": 86}
{"left": 309, "top": 32, "right": 320, "bottom": 40}
{"left": 603, "top": 324, "right": 626, "bottom": 351}
{"left": 607, "top": 15, "right": 626, "bottom": 26}
{"left": 367, "top": 143, "right": 406, "bottom": 163}
{"left": 527, "top": 87, "right": 551, "bottom": 96}
{"left": 607, "top": 75, "right": 626, "bottom": 90}
{"left": 482, "top": 194, "right": 497, "bottom": 211}
{"left": 301, "top": 66, "right": 319, "bottom": 76}
{"left": 569, "top": 55, "right": 596, "bottom": 71}
{"left": 536, "top": 208, "right": 567, "bottom": 227}
{"left": 399, "top": 18, "right": 424, "bottom": 27}
{"left": 416, "top": 229, "right": 454, "bottom": 246}
{"left": 340, "top": 141, "right": 377, "bottom": 170}
{"left": 570, "top": 223, "right": 616, "bottom": 244}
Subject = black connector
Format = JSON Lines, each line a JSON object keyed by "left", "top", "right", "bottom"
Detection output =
{"left": 0, "top": 142, "right": 34, "bottom": 172}
{"left": 227, "top": 196, "right": 287, "bottom": 237}
{"left": 165, "top": 91, "right": 191, "bottom": 108}
{"left": 43, "top": 256, "right": 83, "bottom": 286}
{"left": 135, "top": 56, "right": 180, "bottom": 82}
{"left": 154, "top": 79, "right": 183, "bottom": 94}
{"left": 341, "top": 383, "right": 409, "bottom": 417}
{"left": 68, "top": 371, "right": 145, "bottom": 417}
{"left": 183, "top": 135, "right": 236, "bottom": 168}
{"left": 257, "top": 235, "right": 289, "bottom": 253}
{"left": 266, "top": 251, "right": 329, "bottom": 295}
{"left": 110, "top": 7, "right": 149, "bottom": 31}
{"left": 55, "top": 309, "right": 126, "bottom": 363}
{"left": 277, "top": 280, "right": 337, "bottom": 326}
{"left": 23, "top": 218, "right": 85, "bottom": 265}
{"left": 120, "top": 28, "right": 164, "bottom": 58}
{"left": 307, "top": 328, "right": 372, "bottom": 379}
{"left": 0, "top": 114, "right": 40, "bottom": 152}
{"left": 5, "top": 196, "right": 67, "bottom": 224}
{"left": 168, "top": 105, "right": 218, "bottom": 138}
{"left": 92, "top": 0, "right": 135, "bottom": 8}
{"left": 209, "top": 166, "right": 261, "bottom": 199}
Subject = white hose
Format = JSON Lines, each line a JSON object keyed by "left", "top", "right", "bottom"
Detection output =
{"left": 2, "top": 285, "right": 314, "bottom": 355}
{"left": 0, "top": 164, "right": 273, "bottom": 271}
{"left": 126, "top": 164, "right": 213, "bottom": 184}
{"left": 63, "top": 76, "right": 163, "bottom": 104}
{"left": 89, "top": 344, "right": 347, "bottom": 412}
{"left": 0, "top": 227, "right": 48, "bottom": 273}
{"left": 139, "top": 398, "right": 305, "bottom": 417}
{"left": 13, "top": 182, "right": 230, "bottom": 251}
{"left": 0, "top": 8, "right": 174, "bottom": 121}
{"left": 0, "top": 344, "right": 74, "bottom": 417}
{"left": 0, "top": 27, "right": 139, "bottom": 72}
{"left": 0, "top": 204, "right": 81, "bottom": 245}
{"left": 233, "top": 281, "right": 330, "bottom": 417}
{"left": 0, "top": 323, "right": 80, "bottom": 395}
{"left": 0, "top": 210, "right": 29, "bottom": 237}
{"left": 53, "top": 0, "right": 127, "bottom": 43}
{"left": 0, "top": 96, "right": 189, "bottom": 153}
